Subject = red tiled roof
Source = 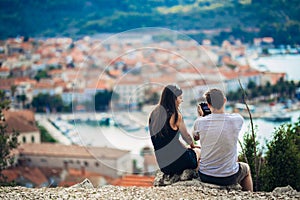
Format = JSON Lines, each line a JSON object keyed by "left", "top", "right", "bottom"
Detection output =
{"left": 0, "top": 67, "right": 9, "bottom": 72}
{"left": 15, "top": 77, "right": 37, "bottom": 85}
{"left": 117, "top": 75, "right": 145, "bottom": 85}
{"left": 34, "top": 81, "right": 53, "bottom": 89}
{"left": 149, "top": 74, "right": 177, "bottom": 84}
{"left": 22, "top": 167, "right": 48, "bottom": 186}
{"left": 86, "top": 80, "right": 108, "bottom": 90}
{"left": 0, "top": 78, "right": 16, "bottom": 90}
{"left": 59, "top": 168, "right": 111, "bottom": 187}
{"left": 18, "top": 143, "right": 130, "bottom": 159}
{"left": 1, "top": 167, "right": 48, "bottom": 187}
{"left": 48, "top": 69, "right": 63, "bottom": 75}
{"left": 3, "top": 110, "right": 38, "bottom": 133}
{"left": 108, "top": 69, "right": 122, "bottom": 77}
{"left": 111, "top": 174, "right": 154, "bottom": 187}
{"left": 1, "top": 168, "right": 19, "bottom": 182}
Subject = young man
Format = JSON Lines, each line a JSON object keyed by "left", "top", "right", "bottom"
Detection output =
{"left": 193, "top": 88, "right": 253, "bottom": 191}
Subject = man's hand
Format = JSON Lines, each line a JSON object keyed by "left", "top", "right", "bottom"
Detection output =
{"left": 197, "top": 104, "right": 204, "bottom": 117}
{"left": 193, "top": 134, "right": 199, "bottom": 141}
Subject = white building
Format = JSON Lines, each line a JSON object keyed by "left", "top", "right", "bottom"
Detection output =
{"left": 113, "top": 74, "right": 146, "bottom": 109}
{"left": 17, "top": 143, "right": 132, "bottom": 178}
{"left": 4, "top": 110, "right": 41, "bottom": 144}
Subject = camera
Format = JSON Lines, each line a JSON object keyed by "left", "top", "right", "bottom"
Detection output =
{"left": 199, "top": 102, "right": 211, "bottom": 116}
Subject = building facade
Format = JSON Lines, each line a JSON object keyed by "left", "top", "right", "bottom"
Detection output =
{"left": 17, "top": 143, "right": 132, "bottom": 178}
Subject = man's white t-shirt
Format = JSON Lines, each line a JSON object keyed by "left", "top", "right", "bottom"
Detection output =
{"left": 193, "top": 113, "right": 244, "bottom": 177}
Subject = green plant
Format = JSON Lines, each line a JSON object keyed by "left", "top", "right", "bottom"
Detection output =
{"left": 261, "top": 118, "right": 300, "bottom": 191}
{"left": 38, "top": 125, "right": 57, "bottom": 143}
{"left": 238, "top": 79, "right": 260, "bottom": 191}
{"left": 239, "top": 125, "right": 263, "bottom": 191}
{"left": 0, "top": 90, "right": 19, "bottom": 185}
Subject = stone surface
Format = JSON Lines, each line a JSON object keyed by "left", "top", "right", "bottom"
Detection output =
{"left": 154, "top": 169, "right": 198, "bottom": 186}
{"left": 0, "top": 185, "right": 299, "bottom": 200}
{"left": 0, "top": 176, "right": 299, "bottom": 200}
{"left": 153, "top": 169, "right": 241, "bottom": 192}
{"left": 69, "top": 178, "right": 94, "bottom": 189}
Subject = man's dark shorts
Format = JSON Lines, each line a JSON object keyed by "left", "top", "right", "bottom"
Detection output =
{"left": 199, "top": 162, "right": 249, "bottom": 186}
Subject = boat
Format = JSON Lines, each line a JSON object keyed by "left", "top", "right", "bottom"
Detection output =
{"left": 121, "top": 124, "right": 141, "bottom": 132}
{"left": 262, "top": 112, "right": 292, "bottom": 122}
{"left": 113, "top": 117, "right": 141, "bottom": 132}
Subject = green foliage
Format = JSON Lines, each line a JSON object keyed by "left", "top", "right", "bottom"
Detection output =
{"left": 227, "top": 88, "right": 243, "bottom": 102}
{"left": 0, "top": 1, "right": 300, "bottom": 45}
{"left": 34, "top": 70, "right": 49, "bottom": 81}
{"left": 261, "top": 118, "right": 300, "bottom": 191}
{"left": 31, "top": 93, "right": 64, "bottom": 113}
{"left": 16, "top": 94, "right": 27, "bottom": 108}
{"left": 38, "top": 125, "right": 57, "bottom": 143}
{"left": 144, "top": 92, "right": 160, "bottom": 105}
{"left": 228, "top": 79, "right": 299, "bottom": 102}
{"left": 239, "top": 125, "right": 263, "bottom": 191}
{"left": 239, "top": 114, "right": 300, "bottom": 192}
{"left": 95, "top": 90, "right": 113, "bottom": 111}
{"left": 0, "top": 90, "right": 19, "bottom": 185}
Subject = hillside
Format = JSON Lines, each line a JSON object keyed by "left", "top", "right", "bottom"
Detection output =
{"left": 1, "top": 0, "right": 300, "bottom": 44}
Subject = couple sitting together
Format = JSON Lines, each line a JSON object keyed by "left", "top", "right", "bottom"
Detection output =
{"left": 148, "top": 85, "right": 253, "bottom": 191}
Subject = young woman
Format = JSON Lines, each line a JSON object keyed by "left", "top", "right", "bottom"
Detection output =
{"left": 149, "top": 85, "right": 201, "bottom": 175}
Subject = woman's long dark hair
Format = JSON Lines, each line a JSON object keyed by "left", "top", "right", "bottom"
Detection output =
{"left": 149, "top": 85, "right": 182, "bottom": 137}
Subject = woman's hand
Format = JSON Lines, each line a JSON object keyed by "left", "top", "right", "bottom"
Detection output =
{"left": 190, "top": 143, "right": 201, "bottom": 149}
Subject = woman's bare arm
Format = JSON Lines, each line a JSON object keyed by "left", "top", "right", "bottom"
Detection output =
{"left": 178, "top": 113, "right": 194, "bottom": 146}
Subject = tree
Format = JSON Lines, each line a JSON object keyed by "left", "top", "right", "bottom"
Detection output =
{"left": 95, "top": 90, "right": 113, "bottom": 111}
{"left": 34, "top": 70, "right": 49, "bottom": 81}
{"left": 287, "top": 80, "right": 296, "bottom": 98}
{"left": 263, "top": 81, "right": 272, "bottom": 99}
{"left": 146, "top": 92, "right": 160, "bottom": 105}
{"left": 10, "top": 85, "right": 17, "bottom": 100}
{"left": 247, "top": 80, "right": 257, "bottom": 90}
{"left": 16, "top": 93, "right": 27, "bottom": 109}
{"left": 261, "top": 118, "right": 300, "bottom": 191}
{"left": 32, "top": 93, "right": 64, "bottom": 113}
{"left": 0, "top": 90, "right": 19, "bottom": 185}
{"left": 239, "top": 125, "right": 263, "bottom": 191}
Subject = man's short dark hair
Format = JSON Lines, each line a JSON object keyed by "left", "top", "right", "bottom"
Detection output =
{"left": 205, "top": 89, "right": 225, "bottom": 109}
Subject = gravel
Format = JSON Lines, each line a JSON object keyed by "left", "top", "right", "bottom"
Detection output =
{"left": 0, "top": 184, "right": 299, "bottom": 200}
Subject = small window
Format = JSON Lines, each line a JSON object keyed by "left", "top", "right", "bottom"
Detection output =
{"left": 84, "top": 161, "right": 88, "bottom": 167}
{"left": 22, "top": 136, "right": 26, "bottom": 143}
{"left": 69, "top": 160, "right": 73, "bottom": 164}
{"left": 77, "top": 160, "right": 80, "bottom": 164}
{"left": 95, "top": 162, "right": 99, "bottom": 167}
{"left": 31, "top": 136, "right": 35, "bottom": 143}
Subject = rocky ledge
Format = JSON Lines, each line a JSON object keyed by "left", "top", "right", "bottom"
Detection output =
{"left": 0, "top": 183, "right": 299, "bottom": 200}
{"left": 1, "top": 169, "right": 300, "bottom": 200}
{"left": 1, "top": 178, "right": 299, "bottom": 200}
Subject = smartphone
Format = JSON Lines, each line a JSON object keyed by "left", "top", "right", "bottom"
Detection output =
{"left": 199, "top": 102, "right": 211, "bottom": 116}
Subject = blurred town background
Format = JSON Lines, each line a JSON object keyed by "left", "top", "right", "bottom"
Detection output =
{"left": 0, "top": 0, "right": 299, "bottom": 190}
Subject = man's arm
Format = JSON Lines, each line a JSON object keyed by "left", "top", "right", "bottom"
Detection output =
{"left": 193, "top": 132, "right": 200, "bottom": 141}
{"left": 192, "top": 119, "right": 200, "bottom": 141}
{"left": 193, "top": 104, "right": 204, "bottom": 141}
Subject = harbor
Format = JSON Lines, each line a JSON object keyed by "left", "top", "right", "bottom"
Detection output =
{"left": 36, "top": 104, "right": 300, "bottom": 155}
